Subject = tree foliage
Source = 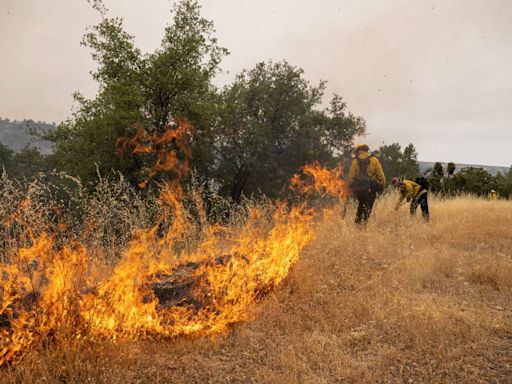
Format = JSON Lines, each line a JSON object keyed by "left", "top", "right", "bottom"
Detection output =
{"left": 425, "top": 163, "right": 512, "bottom": 198}
{"left": 0, "top": 142, "right": 50, "bottom": 179}
{"left": 447, "top": 162, "right": 456, "bottom": 176}
{"left": 46, "top": 1, "right": 365, "bottom": 200}
{"left": 374, "top": 143, "right": 419, "bottom": 182}
{"left": 213, "top": 61, "right": 365, "bottom": 200}
{"left": 48, "top": 0, "right": 227, "bottom": 186}
{"left": 447, "top": 167, "right": 495, "bottom": 196}
{"left": 0, "top": 143, "right": 13, "bottom": 173}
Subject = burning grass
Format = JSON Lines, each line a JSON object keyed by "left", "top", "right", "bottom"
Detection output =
{"left": 0, "top": 175, "right": 315, "bottom": 367}
{"left": 1, "top": 165, "right": 511, "bottom": 383}
{"left": 0, "top": 122, "right": 319, "bottom": 366}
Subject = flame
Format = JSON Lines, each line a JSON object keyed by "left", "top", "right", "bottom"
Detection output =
{"left": 0, "top": 124, "right": 323, "bottom": 366}
{"left": 0, "top": 115, "right": 346, "bottom": 367}
{"left": 0, "top": 191, "right": 313, "bottom": 365}
{"left": 290, "top": 161, "right": 348, "bottom": 201}
{"left": 116, "top": 119, "right": 193, "bottom": 187}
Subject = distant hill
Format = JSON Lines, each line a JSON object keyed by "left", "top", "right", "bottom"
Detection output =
{"left": 419, "top": 161, "right": 510, "bottom": 176}
{"left": 0, "top": 117, "right": 55, "bottom": 154}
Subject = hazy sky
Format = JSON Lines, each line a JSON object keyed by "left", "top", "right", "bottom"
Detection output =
{"left": 1, "top": 0, "right": 511, "bottom": 166}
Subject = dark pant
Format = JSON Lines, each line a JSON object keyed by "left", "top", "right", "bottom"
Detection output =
{"left": 410, "top": 192, "right": 429, "bottom": 221}
{"left": 354, "top": 189, "right": 377, "bottom": 225}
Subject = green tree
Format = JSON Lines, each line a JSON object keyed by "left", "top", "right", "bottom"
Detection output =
{"left": 48, "top": 0, "right": 227, "bottom": 186}
{"left": 374, "top": 143, "right": 419, "bottom": 182}
{"left": 505, "top": 167, "right": 512, "bottom": 198}
{"left": 213, "top": 61, "right": 365, "bottom": 201}
{"left": 47, "top": 1, "right": 364, "bottom": 201}
{"left": 11, "top": 146, "right": 50, "bottom": 179}
{"left": 493, "top": 167, "right": 512, "bottom": 198}
{"left": 375, "top": 143, "right": 401, "bottom": 180}
{"left": 442, "top": 162, "right": 457, "bottom": 194}
{"left": 447, "top": 162, "right": 456, "bottom": 175}
{"left": 427, "top": 162, "right": 445, "bottom": 192}
{"left": 450, "top": 167, "right": 494, "bottom": 196}
{"left": 432, "top": 162, "right": 444, "bottom": 178}
{"left": 401, "top": 143, "right": 420, "bottom": 178}
{"left": 0, "top": 142, "right": 13, "bottom": 173}
{"left": 426, "top": 162, "right": 512, "bottom": 197}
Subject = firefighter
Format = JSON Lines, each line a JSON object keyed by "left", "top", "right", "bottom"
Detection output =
{"left": 392, "top": 176, "right": 429, "bottom": 221}
{"left": 489, "top": 190, "right": 497, "bottom": 201}
{"left": 347, "top": 144, "right": 386, "bottom": 225}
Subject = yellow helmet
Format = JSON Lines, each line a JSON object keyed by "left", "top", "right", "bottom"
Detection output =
{"left": 355, "top": 144, "right": 369, "bottom": 153}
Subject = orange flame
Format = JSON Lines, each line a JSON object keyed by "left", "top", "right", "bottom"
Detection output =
{"left": 0, "top": 194, "right": 313, "bottom": 365}
{"left": 0, "top": 125, "right": 319, "bottom": 366}
{"left": 290, "top": 161, "right": 348, "bottom": 201}
{"left": 116, "top": 119, "right": 193, "bottom": 187}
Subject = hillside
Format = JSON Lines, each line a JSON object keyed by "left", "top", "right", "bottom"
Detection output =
{"left": 2, "top": 194, "right": 511, "bottom": 383}
{"left": 0, "top": 118, "right": 54, "bottom": 154}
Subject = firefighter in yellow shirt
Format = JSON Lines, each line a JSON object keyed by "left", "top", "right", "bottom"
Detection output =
{"left": 489, "top": 190, "right": 497, "bottom": 201}
{"left": 391, "top": 176, "right": 430, "bottom": 221}
{"left": 348, "top": 144, "right": 386, "bottom": 225}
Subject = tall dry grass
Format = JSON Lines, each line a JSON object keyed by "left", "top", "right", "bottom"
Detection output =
{"left": 1, "top": 186, "right": 511, "bottom": 383}
{"left": 0, "top": 171, "right": 158, "bottom": 264}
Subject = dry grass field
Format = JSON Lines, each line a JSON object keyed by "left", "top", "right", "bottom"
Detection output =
{"left": 2, "top": 194, "right": 511, "bottom": 383}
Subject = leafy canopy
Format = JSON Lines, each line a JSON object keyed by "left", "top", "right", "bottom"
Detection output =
{"left": 47, "top": 0, "right": 365, "bottom": 200}
{"left": 214, "top": 61, "right": 365, "bottom": 200}
{"left": 49, "top": 0, "right": 227, "bottom": 186}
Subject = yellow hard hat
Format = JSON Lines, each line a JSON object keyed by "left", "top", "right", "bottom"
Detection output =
{"left": 355, "top": 144, "right": 369, "bottom": 153}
